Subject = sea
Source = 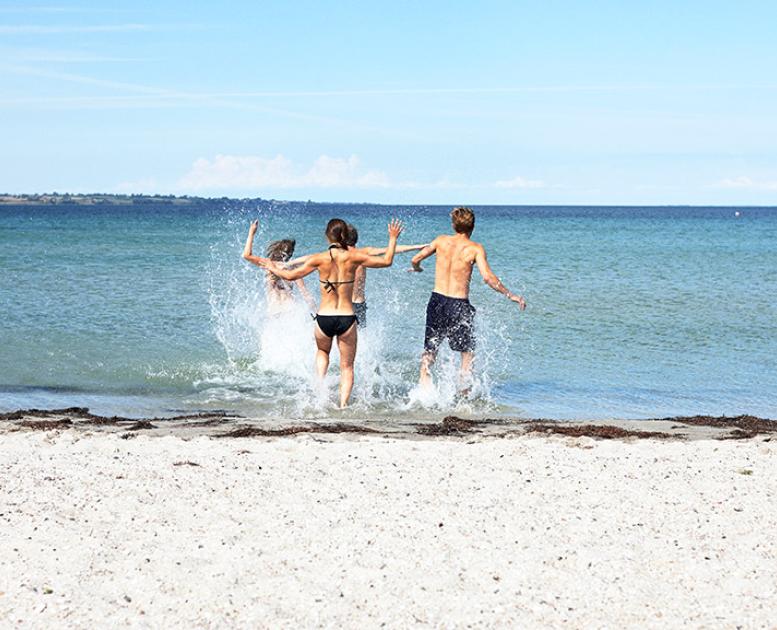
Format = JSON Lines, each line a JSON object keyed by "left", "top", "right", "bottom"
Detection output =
{"left": 1, "top": 201, "right": 775, "bottom": 421}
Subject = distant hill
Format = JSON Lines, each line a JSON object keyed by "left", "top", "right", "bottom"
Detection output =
{"left": 0, "top": 193, "right": 219, "bottom": 206}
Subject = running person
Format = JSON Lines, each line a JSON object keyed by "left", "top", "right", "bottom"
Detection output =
{"left": 242, "top": 229, "right": 316, "bottom": 315}
{"left": 251, "top": 218, "right": 404, "bottom": 408}
{"left": 409, "top": 207, "right": 526, "bottom": 393}
{"left": 344, "top": 223, "right": 426, "bottom": 328}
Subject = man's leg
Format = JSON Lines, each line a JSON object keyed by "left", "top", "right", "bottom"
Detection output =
{"left": 420, "top": 294, "right": 442, "bottom": 388}
{"left": 419, "top": 349, "right": 437, "bottom": 388}
{"left": 451, "top": 301, "right": 476, "bottom": 396}
{"left": 336, "top": 322, "right": 358, "bottom": 408}
{"left": 458, "top": 351, "right": 474, "bottom": 396}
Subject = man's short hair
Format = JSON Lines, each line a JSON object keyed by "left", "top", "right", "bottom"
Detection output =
{"left": 451, "top": 207, "right": 475, "bottom": 235}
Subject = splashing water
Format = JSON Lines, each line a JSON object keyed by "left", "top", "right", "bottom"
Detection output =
{"left": 198, "top": 202, "right": 509, "bottom": 420}
{"left": 3, "top": 202, "right": 774, "bottom": 421}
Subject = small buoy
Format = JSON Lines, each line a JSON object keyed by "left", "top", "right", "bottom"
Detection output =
{"left": 735, "top": 211, "right": 741, "bottom": 217}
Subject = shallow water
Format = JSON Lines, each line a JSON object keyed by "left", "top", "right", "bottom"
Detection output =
{"left": 1, "top": 202, "right": 775, "bottom": 420}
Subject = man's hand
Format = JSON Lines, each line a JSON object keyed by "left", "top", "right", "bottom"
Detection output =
{"left": 509, "top": 294, "right": 526, "bottom": 310}
{"left": 249, "top": 219, "right": 259, "bottom": 234}
{"left": 388, "top": 218, "right": 404, "bottom": 238}
{"left": 407, "top": 261, "right": 423, "bottom": 273}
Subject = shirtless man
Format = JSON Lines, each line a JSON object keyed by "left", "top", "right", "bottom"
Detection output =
{"left": 409, "top": 207, "right": 526, "bottom": 392}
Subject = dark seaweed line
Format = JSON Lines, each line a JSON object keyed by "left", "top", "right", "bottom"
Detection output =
{"left": 2, "top": 408, "right": 776, "bottom": 440}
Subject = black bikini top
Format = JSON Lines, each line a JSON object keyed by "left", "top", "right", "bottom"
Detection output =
{"left": 320, "top": 244, "right": 355, "bottom": 293}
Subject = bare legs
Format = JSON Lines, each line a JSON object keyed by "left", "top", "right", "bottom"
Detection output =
{"left": 314, "top": 321, "right": 358, "bottom": 408}
{"left": 419, "top": 349, "right": 474, "bottom": 396}
{"left": 314, "top": 325, "right": 332, "bottom": 380}
{"left": 336, "top": 323, "right": 357, "bottom": 408}
{"left": 458, "top": 351, "right": 474, "bottom": 396}
{"left": 419, "top": 350, "right": 436, "bottom": 389}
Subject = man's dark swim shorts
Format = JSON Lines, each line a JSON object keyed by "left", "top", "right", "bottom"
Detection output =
{"left": 424, "top": 291, "right": 476, "bottom": 353}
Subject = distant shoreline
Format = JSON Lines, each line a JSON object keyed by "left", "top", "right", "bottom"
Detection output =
{"left": 1, "top": 193, "right": 774, "bottom": 208}
{"left": 0, "top": 193, "right": 219, "bottom": 206}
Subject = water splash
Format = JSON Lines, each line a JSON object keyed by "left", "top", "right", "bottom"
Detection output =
{"left": 198, "top": 204, "right": 511, "bottom": 419}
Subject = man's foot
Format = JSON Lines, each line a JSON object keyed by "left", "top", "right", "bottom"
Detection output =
{"left": 454, "top": 388, "right": 472, "bottom": 404}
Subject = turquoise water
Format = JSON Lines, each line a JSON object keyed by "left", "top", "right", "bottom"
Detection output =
{"left": 1, "top": 202, "right": 775, "bottom": 420}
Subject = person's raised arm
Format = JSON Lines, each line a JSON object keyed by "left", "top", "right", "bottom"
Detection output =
{"left": 257, "top": 255, "right": 319, "bottom": 281}
{"left": 408, "top": 238, "right": 438, "bottom": 272}
{"left": 474, "top": 245, "right": 526, "bottom": 310}
{"left": 241, "top": 220, "right": 264, "bottom": 266}
{"left": 362, "top": 243, "right": 428, "bottom": 256}
{"left": 358, "top": 219, "right": 403, "bottom": 269}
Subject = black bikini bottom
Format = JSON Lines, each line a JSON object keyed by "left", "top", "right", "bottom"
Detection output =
{"left": 316, "top": 314, "right": 357, "bottom": 338}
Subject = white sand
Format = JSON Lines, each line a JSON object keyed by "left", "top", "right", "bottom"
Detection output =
{"left": 1, "top": 430, "right": 776, "bottom": 628}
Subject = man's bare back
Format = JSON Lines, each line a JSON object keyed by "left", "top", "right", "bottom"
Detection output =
{"left": 426, "top": 234, "right": 480, "bottom": 299}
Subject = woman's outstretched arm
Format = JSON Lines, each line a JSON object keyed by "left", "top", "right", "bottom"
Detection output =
{"left": 257, "top": 255, "right": 319, "bottom": 281}
{"left": 241, "top": 220, "right": 264, "bottom": 266}
{"left": 285, "top": 253, "right": 312, "bottom": 268}
{"left": 358, "top": 219, "right": 404, "bottom": 269}
{"left": 361, "top": 243, "right": 428, "bottom": 256}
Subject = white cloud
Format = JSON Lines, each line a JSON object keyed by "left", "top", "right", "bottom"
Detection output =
{"left": 178, "top": 154, "right": 391, "bottom": 191}
{"left": 717, "top": 176, "right": 777, "bottom": 191}
{"left": 494, "top": 175, "right": 545, "bottom": 189}
{"left": 115, "top": 177, "right": 158, "bottom": 193}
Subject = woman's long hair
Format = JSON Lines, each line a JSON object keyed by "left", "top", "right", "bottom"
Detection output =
{"left": 325, "top": 218, "right": 349, "bottom": 249}
{"left": 266, "top": 239, "right": 295, "bottom": 290}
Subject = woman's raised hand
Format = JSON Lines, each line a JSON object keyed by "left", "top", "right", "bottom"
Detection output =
{"left": 388, "top": 218, "right": 404, "bottom": 238}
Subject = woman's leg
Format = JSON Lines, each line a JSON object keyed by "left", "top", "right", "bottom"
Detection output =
{"left": 314, "top": 323, "right": 332, "bottom": 381}
{"left": 336, "top": 322, "right": 358, "bottom": 408}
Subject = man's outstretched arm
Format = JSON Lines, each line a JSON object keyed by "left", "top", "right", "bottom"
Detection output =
{"left": 474, "top": 246, "right": 526, "bottom": 310}
{"left": 408, "top": 239, "right": 438, "bottom": 272}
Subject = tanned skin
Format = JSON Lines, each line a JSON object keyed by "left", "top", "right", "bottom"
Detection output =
{"left": 245, "top": 219, "right": 404, "bottom": 408}
{"left": 242, "top": 224, "right": 316, "bottom": 312}
{"left": 409, "top": 219, "right": 526, "bottom": 391}
{"left": 288, "top": 243, "right": 426, "bottom": 304}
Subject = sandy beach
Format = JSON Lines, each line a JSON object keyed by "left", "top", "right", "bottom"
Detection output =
{"left": 1, "top": 413, "right": 776, "bottom": 628}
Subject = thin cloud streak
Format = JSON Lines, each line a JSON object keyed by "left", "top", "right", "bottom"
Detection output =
{"left": 0, "top": 6, "right": 133, "bottom": 13}
{"left": 1, "top": 47, "right": 151, "bottom": 63}
{"left": 0, "top": 65, "right": 397, "bottom": 131}
{"left": 0, "top": 23, "right": 201, "bottom": 34}
{"left": 192, "top": 84, "right": 777, "bottom": 98}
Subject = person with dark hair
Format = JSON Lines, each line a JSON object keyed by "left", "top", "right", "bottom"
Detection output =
{"left": 409, "top": 207, "right": 526, "bottom": 394}
{"left": 247, "top": 217, "right": 404, "bottom": 408}
{"left": 288, "top": 223, "right": 426, "bottom": 328}
{"left": 343, "top": 223, "right": 427, "bottom": 328}
{"left": 242, "top": 228, "right": 315, "bottom": 315}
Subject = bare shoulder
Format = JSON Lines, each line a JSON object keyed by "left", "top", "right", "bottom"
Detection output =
{"left": 307, "top": 251, "right": 327, "bottom": 266}
{"left": 468, "top": 240, "right": 485, "bottom": 257}
{"left": 469, "top": 241, "right": 486, "bottom": 254}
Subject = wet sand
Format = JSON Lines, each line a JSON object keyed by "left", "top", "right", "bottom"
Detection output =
{"left": 1, "top": 410, "right": 776, "bottom": 627}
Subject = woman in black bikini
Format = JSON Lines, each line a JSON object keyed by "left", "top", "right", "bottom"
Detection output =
{"left": 253, "top": 217, "right": 403, "bottom": 408}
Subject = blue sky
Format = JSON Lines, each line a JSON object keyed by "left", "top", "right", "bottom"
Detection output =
{"left": 1, "top": 0, "right": 777, "bottom": 204}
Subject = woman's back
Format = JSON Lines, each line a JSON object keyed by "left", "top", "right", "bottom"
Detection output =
{"left": 316, "top": 246, "right": 361, "bottom": 314}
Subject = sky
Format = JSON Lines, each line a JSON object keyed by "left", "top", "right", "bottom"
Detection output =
{"left": 1, "top": 0, "right": 777, "bottom": 205}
